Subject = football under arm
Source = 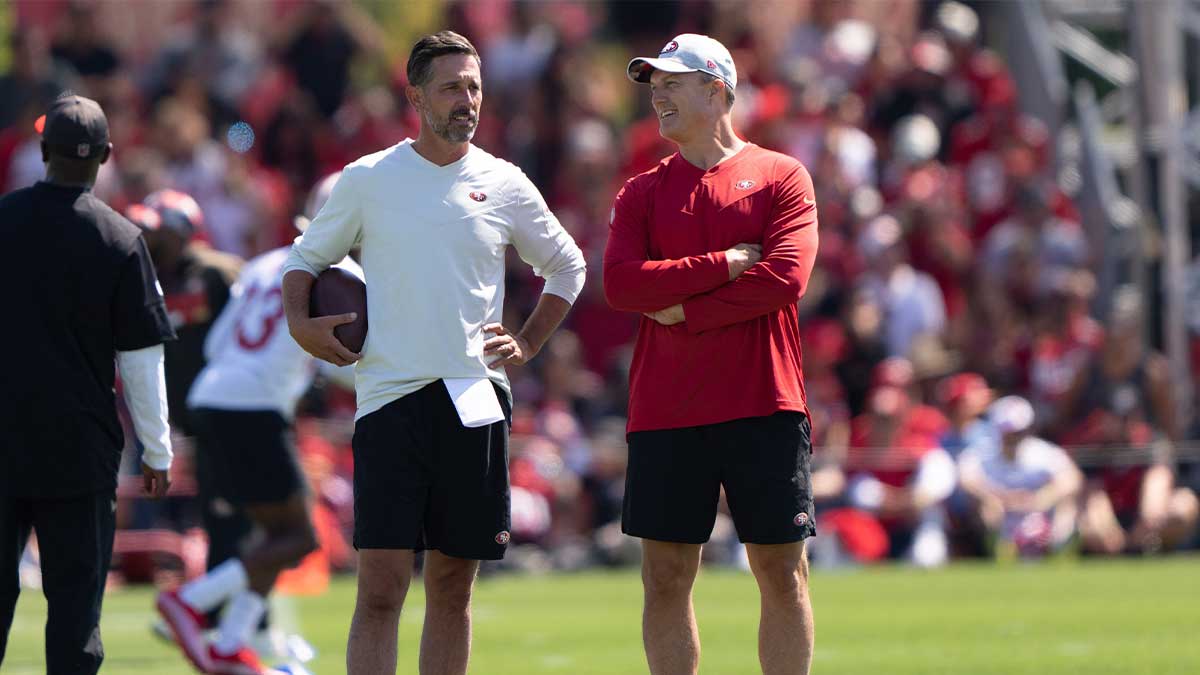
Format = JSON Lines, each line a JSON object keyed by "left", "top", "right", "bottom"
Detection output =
{"left": 116, "top": 344, "right": 173, "bottom": 471}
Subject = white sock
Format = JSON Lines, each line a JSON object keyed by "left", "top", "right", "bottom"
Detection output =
{"left": 213, "top": 590, "right": 267, "bottom": 656}
{"left": 179, "top": 559, "right": 248, "bottom": 613}
{"left": 909, "top": 519, "right": 949, "bottom": 568}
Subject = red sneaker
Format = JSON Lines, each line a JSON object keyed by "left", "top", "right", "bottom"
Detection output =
{"left": 207, "top": 644, "right": 270, "bottom": 675}
{"left": 155, "top": 589, "right": 211, "bottom": 671}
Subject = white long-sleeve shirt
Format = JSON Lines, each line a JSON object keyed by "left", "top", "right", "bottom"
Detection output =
{"left": 116, "top": 344, "right": 173, "bottom": 471}
{"left": 283, "top": 140, "right": 586, "bottom": 420}
{"left": 860, "top": 264, "right": 946, "bottom": 358}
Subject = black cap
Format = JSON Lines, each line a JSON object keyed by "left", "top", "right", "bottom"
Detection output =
{"left": 35, "top": 94, "right": 109, "bottom": 160}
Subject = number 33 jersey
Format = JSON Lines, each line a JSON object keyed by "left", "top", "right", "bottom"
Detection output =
{"left": 187, "top": 246, "right": 362, "bottom": 417}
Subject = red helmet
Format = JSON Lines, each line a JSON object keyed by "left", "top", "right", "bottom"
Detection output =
{"left": 141, "top": 189, "right": 205, "bottom": 238}
{"left": 123, "top": 203, "right": 162, "bottom": 232}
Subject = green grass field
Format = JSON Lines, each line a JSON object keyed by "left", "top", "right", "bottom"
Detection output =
{"left": 6, "top": 556, "right": 1199, "bottom": 674}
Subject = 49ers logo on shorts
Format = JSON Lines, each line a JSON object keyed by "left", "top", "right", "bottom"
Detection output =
{"left": 735, "top": 179, "right": 756, "bottom": 190}
{"left": 495, "top": 530, "right": 511, "bottom": 545}
{"left": 661, "top": 40, "right": 679, "bottom": 54}
{"left": 469, "top": 191, "right": 487, "bottom": 202}
{"left": 794, "top": 512, "right": 809, "bottom": 527}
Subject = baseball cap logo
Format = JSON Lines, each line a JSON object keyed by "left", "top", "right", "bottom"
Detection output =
{"left": 495, "top": 530, "right": 511, "bottom": 545}
{"left": 469, "top": 191, "right": 487, "bottom": 202}
{"left": 707, "top": 59, "right": 717, "bottom": 70}
{"left": 735, "top": 179, "right": 756, "bottom": 190}
{"left": 77, "top": 143, "right": 91, "bottom": 158}
{"left": 661, "top": 40, "right": 679, "bottom": 54}
{"left": 794, "top": 512, "right": 809, "bottom": 526}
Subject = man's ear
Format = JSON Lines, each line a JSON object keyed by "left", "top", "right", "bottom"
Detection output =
{"left": 405, "top": 85, "right": 424, "bottom": 113}
{"left": 100, "top": 143, "right": 113, "bottom": 165}
{"left": 712, "top": 80, "right": 727, "bottom": 107}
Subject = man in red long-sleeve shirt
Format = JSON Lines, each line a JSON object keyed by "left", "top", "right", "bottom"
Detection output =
{"left": 604, "top": 33, "right": 819, "bottom": 675}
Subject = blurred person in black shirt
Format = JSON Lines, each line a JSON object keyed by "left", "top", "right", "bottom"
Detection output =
{"left": 141, "top": 0, "right": 263, "bottom": 122}
{"left": 50, "top": 2, "right": 121, "bottom": 81}
{"left": 278, "top": 0, "right": 387, "bottom": 118}
{"left": 0, "top": 95, "right": 175, "bottom": 675}
{"left": 0, "top": 31, "right": 77, "bottom": 131}
{"left": 126, "top": 189, "right": 242, "bottom": 436}
{"left": 1060, "top": 289, "right": 1199, "bottom": 554}
{"left": 125, "top": 190, "right": 248, "bottom": 629}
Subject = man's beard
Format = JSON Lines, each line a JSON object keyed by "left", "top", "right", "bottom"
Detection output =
{"left": 429, "top": 107, "right": 477, "bottom": 143}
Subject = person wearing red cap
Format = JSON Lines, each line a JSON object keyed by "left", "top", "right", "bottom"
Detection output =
{"left": 935, "top": 371, "right": 999, "bottom": 553}
{"left": 843, "top": 385, "right": 956, "bottom": 567}
{"left": 606, "top": 33, "right": 819, "bottom": 675}
{"left": 938, "top": 372, "right": 994, "bottom": 459}
{"left": 1, "top": 94, "right": 175, "bottom": 675}
{"left": 869, "top": 356, "right": 949, "bottom": 442}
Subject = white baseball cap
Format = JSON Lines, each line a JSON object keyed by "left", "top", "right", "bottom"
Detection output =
{"left": 892, "top": 114, "right": 941, "bottom": 164}
{"left": 627, "top": 33, "right": 737, "bottom": 92}
{"left": 858, "top": 214, "right": 903, "bottom": 259}
{"left": 989, "top": 395, "right": 1035, "bottom": 435}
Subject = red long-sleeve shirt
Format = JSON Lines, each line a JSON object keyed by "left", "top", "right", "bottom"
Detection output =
{"left": 604, "top": 144, "right": 819, "bottom": 433}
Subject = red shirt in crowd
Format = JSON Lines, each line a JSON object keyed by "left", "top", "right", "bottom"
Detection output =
{"left": 603, "top": 144, "right": 818, "bottom": 432}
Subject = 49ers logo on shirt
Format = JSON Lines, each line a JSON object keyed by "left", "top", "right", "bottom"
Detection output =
{"left": 735, "top": 179, "right": 756, "bottom": 190}
{"left": 661, "top": 40, "right": 679, "bottom": 54}
{"left": 469, "top": 191, "right": 487, "bottom": 202}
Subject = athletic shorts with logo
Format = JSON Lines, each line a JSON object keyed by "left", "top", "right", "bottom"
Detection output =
{"left": 623, "top": 411, "right": 816, "bottom": 544}
{"left": 351, "top": 380, "right": 511, "bottom": 560}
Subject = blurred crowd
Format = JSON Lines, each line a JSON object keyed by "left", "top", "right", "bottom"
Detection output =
{"left": 4, "top": 0, "right": 1199, "bottom": 578}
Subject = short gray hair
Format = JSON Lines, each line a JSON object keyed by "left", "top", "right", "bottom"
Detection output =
{"left": 698, "top": 72, "right": 736, "bottom": 107}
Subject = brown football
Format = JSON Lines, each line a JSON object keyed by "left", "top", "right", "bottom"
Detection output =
{"left": 309, "top": 267, "right": 368, "bottom": 353}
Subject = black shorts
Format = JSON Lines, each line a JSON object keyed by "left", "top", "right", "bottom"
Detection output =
{"left": 623, "top": 411, "right": 816, "bottom": 545}
{"left": 189, "top": 408, "right": 305, "bottom": 506}
{"left": 351, "top": 381, "right": 511, "bottom": 560}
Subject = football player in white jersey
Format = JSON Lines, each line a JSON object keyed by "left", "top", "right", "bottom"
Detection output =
{"left": 157, "top": 173, "right": 358, "bottom": 675}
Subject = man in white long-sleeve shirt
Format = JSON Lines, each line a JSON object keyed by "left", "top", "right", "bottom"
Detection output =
{"left": 281, "top": 32, "right": 586, "bottom": 675}
{"left": 0, "top": 95, "right": 175, "bottom": 675}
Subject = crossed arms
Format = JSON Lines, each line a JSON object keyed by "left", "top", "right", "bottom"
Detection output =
{"left": 602, "top": 165, "right": 818, "bottom": 333}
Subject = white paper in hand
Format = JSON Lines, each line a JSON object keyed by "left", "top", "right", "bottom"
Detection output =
{"left": 443, "top": 377, "right": 505, "bottom": 428}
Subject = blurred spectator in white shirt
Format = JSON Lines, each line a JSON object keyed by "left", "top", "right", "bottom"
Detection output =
{"left": 857, "top": 214, "right": 947, "bottom": 359}
{"left": 958, "top": 396, "right": 1082, "bottom": 558}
